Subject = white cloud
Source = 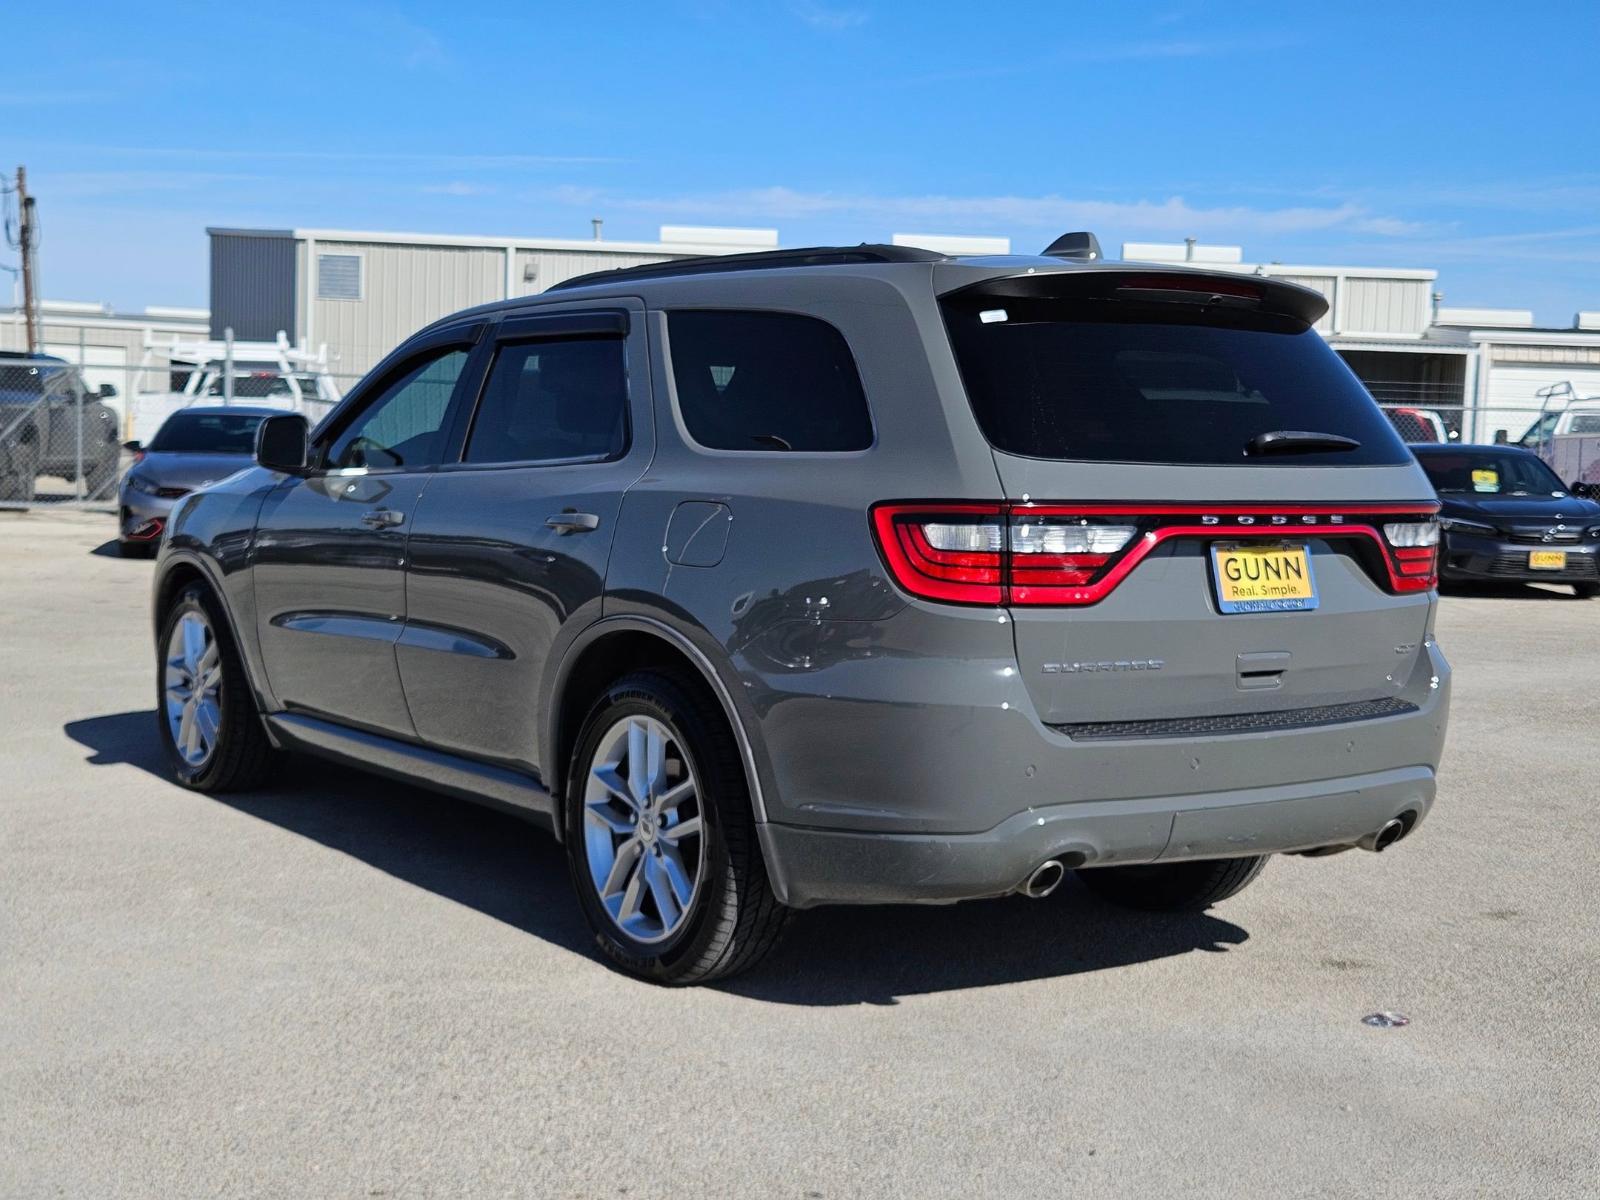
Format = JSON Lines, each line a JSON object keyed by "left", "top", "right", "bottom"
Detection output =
{"left": 789, "top": 1, "right": 869, "bottom": 30}
{"left": 555, "top": 184, "right": 1420, "bottom": 240}
{"left": 419, "top": 180, "right": 495, "bottom": 197}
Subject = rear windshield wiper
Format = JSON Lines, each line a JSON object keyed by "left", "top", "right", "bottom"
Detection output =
{"left": 751, "top": 433, "right": 794, "bottom": 451}
{"left": 1245, "top": 430, "right": 1361, "bottom": 456}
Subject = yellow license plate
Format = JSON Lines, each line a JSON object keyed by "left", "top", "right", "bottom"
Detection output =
{"left": 1211, "top": 543, "right": 1319, "bottom": 613}
{"left": 1529, "top": 550, "right": 1568, "bottom": 570}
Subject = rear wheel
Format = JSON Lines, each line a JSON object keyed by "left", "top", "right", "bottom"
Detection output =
{"left": 1077, "top": 855, "right": 1269, "bottom": 911}
{"left": 0, "top": 438, "right": 38, "bottom": 502}
{"left": 564, "top": 670, "right": 787, "bottom": 984}
{"left": 156, "top": 584, "right": 273, "bottom": 791}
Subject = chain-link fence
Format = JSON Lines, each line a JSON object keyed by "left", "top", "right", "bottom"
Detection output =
{"left": 0, "top": 353, "right": 356, "bottom": 509}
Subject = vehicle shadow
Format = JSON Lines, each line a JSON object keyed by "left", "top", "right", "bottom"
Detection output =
{"left": 64, "top": 709, "right": 1250, "bottom": 1005}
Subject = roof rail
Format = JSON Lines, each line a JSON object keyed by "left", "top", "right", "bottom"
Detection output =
{"left": 547, "top": 243, "right": 946, "bottom": 292}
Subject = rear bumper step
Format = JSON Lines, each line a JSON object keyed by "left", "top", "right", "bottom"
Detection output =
{"left": 1053, "top": 696, "right": 1419, "bottom": 742}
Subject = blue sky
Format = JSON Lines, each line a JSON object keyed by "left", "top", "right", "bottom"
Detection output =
{"left": 6, "top": 1, "right": 1600, "bottom": 323}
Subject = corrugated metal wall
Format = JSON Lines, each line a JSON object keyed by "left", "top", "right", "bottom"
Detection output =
{"left": 1343, "top": 277, "right": 1431, "bottom": 337}
{"left": 513, "top": 248, "right": 673, "bottom": 297}
{"left": 208, "top": 231, "right": 297, "bottom": 341}
{"left": 310, "top": 240, "right": 507, "bottom": 377}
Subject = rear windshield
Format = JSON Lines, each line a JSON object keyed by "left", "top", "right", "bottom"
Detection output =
{"left": 1413, "top": 450, "right": 1566, "bottom": 496}
{"left": 941, "top": 285, "right": 1409, "bottom": 467}
{"left": 149, "top": 413, "right": 267, "bottom": 454}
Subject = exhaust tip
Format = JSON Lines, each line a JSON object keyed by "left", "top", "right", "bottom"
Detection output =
{"left": 1359, "top": 817, "right": 1408, "bottom": 853}
{"left": 1019, "top": 859, "right": 1066, "bottom": 899}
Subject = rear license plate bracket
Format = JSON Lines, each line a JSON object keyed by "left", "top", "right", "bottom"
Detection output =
{"left": 1210, "top": 542, "right": 1319, "bottom": 613}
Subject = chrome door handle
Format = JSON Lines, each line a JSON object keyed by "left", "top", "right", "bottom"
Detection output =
{"left": 545, "top": 511, "right": 600, "bottom": 534}
{"left": 361, "top": 508, "right": 405, "bottom": 529}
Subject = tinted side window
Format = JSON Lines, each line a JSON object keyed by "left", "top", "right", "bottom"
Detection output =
{"left": 326, "top": 348, "right": 468, "bottom": 469}
{"left": 464, "top": 338, "right": 628, "bottom": 465}
{"left": 667, "top": 311, "right": 872, "bottom": 452}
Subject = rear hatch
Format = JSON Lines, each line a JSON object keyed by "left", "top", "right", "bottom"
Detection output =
{"left": 935, "top": 266, "right": 1439, "bottom": 730}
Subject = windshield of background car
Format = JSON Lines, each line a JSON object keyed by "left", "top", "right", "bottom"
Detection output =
{"left": 1414, "top": 450, "right": 1566, "bottom": 496}
{"left": 941, "top": 281, "right": 1409, "bottom": 466}
{"left": 148, "top": 413, "right": 268, "bottom": 454}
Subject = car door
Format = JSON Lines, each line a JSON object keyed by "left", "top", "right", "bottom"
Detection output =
{"left": 253, "top": 322, "right": 487, "bottom": 737}
{"left": 397, "top": 304, "right": 651, "bottom": 774}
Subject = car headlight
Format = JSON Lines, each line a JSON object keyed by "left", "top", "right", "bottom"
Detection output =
{"left": 125, "top": 474, "right": 161, "bottom": 496}
{"left": 1438, "top": 517, "right": 1496, "bottom": 535}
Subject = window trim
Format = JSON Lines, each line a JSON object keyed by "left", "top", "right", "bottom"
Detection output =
{"left": 445, "top": 311, "right": 633, "bottom": 471}
{"left": 661, "top": 306, "right": 877, "bottom": 458}
{"left": 315, "top": 252, "right": 364, "bottom": 302}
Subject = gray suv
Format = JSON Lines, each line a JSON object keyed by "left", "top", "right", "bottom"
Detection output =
{"left": 150, "top": 238, "right": 1452, "bottom": 983}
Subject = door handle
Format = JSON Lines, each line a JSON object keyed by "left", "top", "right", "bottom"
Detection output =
{"left": 545, "top": 511, "right": 600, "bottom": 534}
{"left": 360, "top": 508, "right": 405, "bottom": 529}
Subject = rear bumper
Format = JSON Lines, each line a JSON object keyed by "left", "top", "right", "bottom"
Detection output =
{"left": 760, "top": 764, "right": 1436, "bottom": 908}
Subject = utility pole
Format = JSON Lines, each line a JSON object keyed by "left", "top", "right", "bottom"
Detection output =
{"left": 17, "top": 167, "right": 39, "bottom": 355}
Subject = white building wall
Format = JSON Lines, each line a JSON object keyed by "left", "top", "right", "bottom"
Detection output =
{"left": 512, "top": 248, "right": 673, "bottom": 298}
{"left": 1479, "top": 359, "right": 1600, "bottom": 443}
{"left": 1270, "top": 274, "right": 1335, "bottom": 333}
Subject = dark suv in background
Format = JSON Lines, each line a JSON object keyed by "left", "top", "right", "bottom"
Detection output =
{"left": 0, "top": 351, "right": 121, "bottom": 500}
{"left": 149, "top": 237, "right": 1451, "bottom": 983}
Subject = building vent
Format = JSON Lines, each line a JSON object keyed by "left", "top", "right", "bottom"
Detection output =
{"left": 317, "top": 253, "right": 362, "bottom": 301}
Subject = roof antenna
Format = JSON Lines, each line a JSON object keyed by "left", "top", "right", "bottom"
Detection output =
{"left": 1041, "top": 231, "right": 1102, "bottom": 261}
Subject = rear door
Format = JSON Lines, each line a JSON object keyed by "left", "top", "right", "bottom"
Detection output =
{"left": 252, "top": 324, "right": 484, "bottom": 736}
{"left": 938, "top": 269, "right": 1440, "bottom": 729}
{"left": 397, "top": 304, "right": 650, "bottom": 775}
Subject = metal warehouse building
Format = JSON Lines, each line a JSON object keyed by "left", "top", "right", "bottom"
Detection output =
{"left": 206, "top": 224, "right": 787, "bottom": 380}
{"left": 203, "top": 225, "right": 1600, "bottom": 443}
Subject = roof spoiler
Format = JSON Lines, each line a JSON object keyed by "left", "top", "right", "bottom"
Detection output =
{"left": 1041, "top": 231, "right": 1103, "bottom": 262}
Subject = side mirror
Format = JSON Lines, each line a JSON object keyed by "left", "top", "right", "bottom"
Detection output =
{"left": 98, "top": 382, "right": 118, "bottom": 399}
{"left": 255, "top": 413, "right": 310, "bottom": 473}
{"left": 121, "top": 440, "right": 142, "bottom": 453}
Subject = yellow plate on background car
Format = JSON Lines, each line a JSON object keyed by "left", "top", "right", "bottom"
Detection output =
{"left": 1210, "top": 542, "right": 1318, "bottom": 613}
{"left": 1529, "top": 550, "right": 1567, "bottom": 570}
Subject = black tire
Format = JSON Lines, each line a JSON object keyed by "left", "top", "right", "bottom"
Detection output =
{"left": 155, "top": 583, "right": 274, "bottom": 792}
{"left": 1077, "top": 855, "right": 1269, "bottom": 912}
{"left": 0, "top": 439, "right": 37, "bottom": 502}
{"left": 1572, "top": 582, "right": 1599, "bottom": 599}
{"left": 564, "top": 670, "right": 787, "bottom": 984}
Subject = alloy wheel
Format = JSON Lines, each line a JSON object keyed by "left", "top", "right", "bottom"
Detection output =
{"left": 581, "top": 715, "right": 705, "bottom": 945}
{"left": 164, "top": 610, "right": 223, "bottom": 768}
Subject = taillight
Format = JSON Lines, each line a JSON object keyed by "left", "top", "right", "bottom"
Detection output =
{"left": 1008, "top": 515, "right": 1137, "bottom": 603}
{"left": 1382, "top": 520, "right": 1440, "bottom": 591}
{"left": 873, "top": 503, "right": 1442, "bottom": 606}
{"left": 131, "top": 450, "right": 146, "bottom": 466}
{"left": 871, "top": 505, "right": 1005, "bottom": 605}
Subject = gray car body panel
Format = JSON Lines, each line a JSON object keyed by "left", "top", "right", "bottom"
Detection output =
{"left": 152, "top": 252, "right": 1453, "bottom": 907}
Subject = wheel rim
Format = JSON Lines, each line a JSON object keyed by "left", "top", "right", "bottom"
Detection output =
{"left": 164, "top": 611, "right": 223, "bottom": 768}
{"left": 581, "top": 715, "right": 705, "bottom": 945}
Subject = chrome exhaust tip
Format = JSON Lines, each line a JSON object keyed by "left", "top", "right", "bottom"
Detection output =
{"left": 1358, "top": 818, "right": 1407, "bottom": 853}
{"left": 1019, "top": 859, "right": 1066, "bottom": 899}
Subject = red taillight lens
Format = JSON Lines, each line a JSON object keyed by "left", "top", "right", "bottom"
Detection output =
{"left": 1382, "top": 520, "right": 1440, "bottom": 591}
{"left": 871, "top": 505, "right": 1005, "bottom": 605}
{"left": 131, "top": 450, "right": 146, "bottom": 466}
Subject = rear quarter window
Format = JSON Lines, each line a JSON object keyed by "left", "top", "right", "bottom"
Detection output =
{"left": 666, "top": 310, "right": 872, "bottom": 452}
{"left": 941, "top": 285, "right": 1410, "bottom": 467}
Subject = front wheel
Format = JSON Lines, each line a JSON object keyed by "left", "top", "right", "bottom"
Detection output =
{"left": 1077, "top": 855, "right": 1269, "bottom": 911}
{"left": 564, "top": 670, "right": 787, "bottom": 984}
{"left": 156, "top": 584, "right": 273, "bottom": 791}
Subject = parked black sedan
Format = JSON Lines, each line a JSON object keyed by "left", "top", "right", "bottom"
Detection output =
{"left": 1410, "top": 443, "right": 1600, "bottom": 597}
